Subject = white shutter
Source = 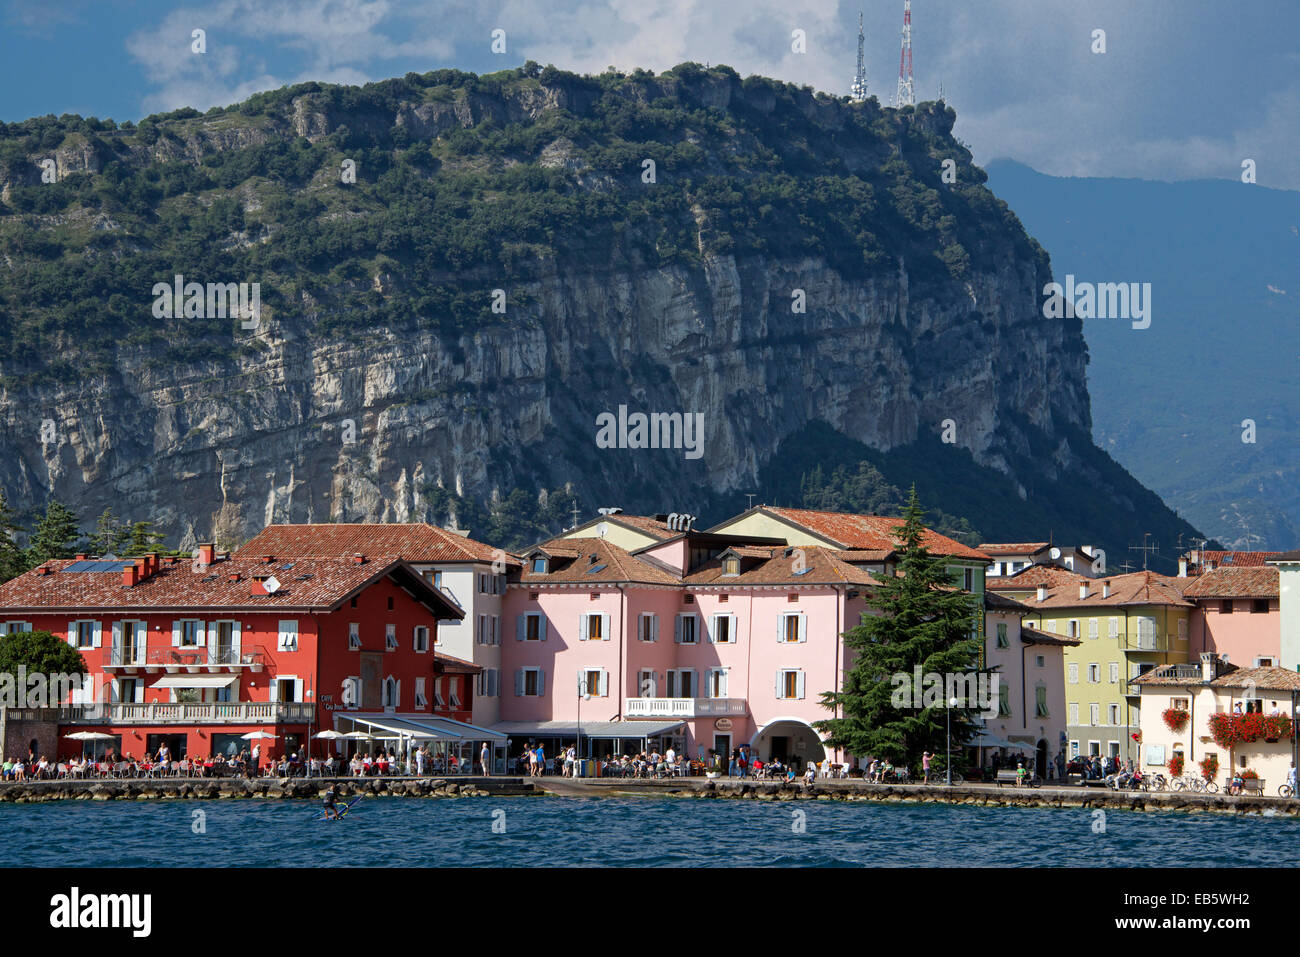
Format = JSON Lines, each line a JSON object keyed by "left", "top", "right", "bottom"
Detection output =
{"left": 1108, "top": 617, "right": 1119, "bottom": 638}
{"left": 67, "top": 621, "right": 76, "bottom": 647}
{"left": 776, "top": 670, "right": 783, "bottom": 698}
{"left": 579, "top": 615, "right": 589, "bottom": 641}
{"left": 134, "top": 622, "right": 146, "bottom": 663}
{"left": 796, "top": 671, "right": 806, "bottom": 699}
{"left": 172, "top": 621, "right": 182, "bottom": 647}
{"left": 778, "top": 614, "right": 788, "bottom": 643}
{"left": 111, "top": 621, "right": 122, "bottom": 664}
{"left": 206, "top": 622, "right": 218, "bottom": 662}
{"left": 599, "top": 670, "right": 609, "bottom": 697}
{"left": 294, "top": 678, "right": 304, "bottom": 703}
{"left": 268, "top": 680, "right": 279, "bottom": 702}
{"left": 798, "top": 613, "right": 807, "bottom": 643}
{"left": 232, "top": 621, "right": 242, "bottom": 661}
{"left": 515, "top": 669, "right": 525, "bottom": 696}
{"left": 135, "top": 680, "right": 145, "bottom": 704}
{"left": 516, "top": 615, "right": 525, "bottom": 641}
{"left": 92, "top": 621, "right": 103, "bottom": 649}
{"left": 720, "top": 668, "right": 729, "bottom": 697}
{"left": 601, "top": 612, "right": 611, "bottom": 641}
{"left": 708, "top": 615, "right": 717, "bottom": 643}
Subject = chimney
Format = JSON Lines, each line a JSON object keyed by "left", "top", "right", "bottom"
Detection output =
{"left": 1036, "top": 585, "right": 1048, "bottom": 602}
{"left": 197, "top": 542, "right": 215, "bottom": 566}
{"left": 250, "top": 578, "right": 268, "bottom": 596}
{"left": 352, "top": 553, "right": 366, "bottom": 565}
{"left": 1178, "top": 558, "right": 1188, "bottom": 578}
{"left": 1102, "top": 580, "right": 1111, "bottom": 599}
{"left": 75, "top": 553, "right": 88, "bottom": 561}
{"left": 264, "top": 555, "right": 276, "bottom": 564}
{"left": 35, "top": 565, "right": 50, "bottom": 576}
{"left": 1199, "top": 651, "right": 1217, "bottom": 683}
{"left": 1079, "top": 582, "right": 1090, "bottom": 600}
{"left": 123, "top": 562, "right": 141, "bottom": 587}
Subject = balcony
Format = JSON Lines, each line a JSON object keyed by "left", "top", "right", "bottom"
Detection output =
{"left": 625, "top": 697, "right": 748, "bottom": 718}
{"left": 60, "top": 702, "right": 315, "bottom": 725}
{"left": 103, "top": 645, "right": 269, "bottom": 672}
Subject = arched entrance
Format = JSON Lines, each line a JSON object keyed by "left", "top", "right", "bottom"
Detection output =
{"left": 751, "top": 719, "right": 826, "bottom": 765}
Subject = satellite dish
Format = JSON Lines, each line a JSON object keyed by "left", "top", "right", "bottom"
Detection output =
{"left": 263, "top": 576, "right": 281, "bottom": 594}
{"left": 596, "top": 523, "right": 607, "bottom": 537}
{"left": 1049, "top": 547, "right": 1061, "bottom": 560}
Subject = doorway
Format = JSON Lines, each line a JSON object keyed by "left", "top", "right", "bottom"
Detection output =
{"left": 714, "top": 733, "right": 731, "bottom": 768}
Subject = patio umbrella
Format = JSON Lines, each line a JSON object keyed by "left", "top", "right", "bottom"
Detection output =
{"left": 313, "top": 730, "right": 345, "bottom": 739}
{"left": 63, "top": 731, "right": 115, "bottom": 740}
{"left": 240, "top": 731, "right": 277, "bottom": 740}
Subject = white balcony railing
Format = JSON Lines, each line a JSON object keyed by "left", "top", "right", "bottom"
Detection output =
{"left": 625, "top": 697, "right": 747, "bottom": 718}
{"left": 60, "top": 702, "right": 315, "bottom": 725}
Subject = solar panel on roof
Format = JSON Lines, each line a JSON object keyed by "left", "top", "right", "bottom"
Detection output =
{"left": 63, "top": 560, "right": 132, "bottom": 573}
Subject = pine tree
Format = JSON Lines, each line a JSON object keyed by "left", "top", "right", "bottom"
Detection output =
{"left": 88, "top": 507, "right": 130, "bottom": 556}
{"left": 26, "top": 500, "right": 82, "bottom": 565}
{"left": 814, "top": 487, "right": 986, "bottom": 771}
{"left": 0, "top": 491, "right": 26, "bottom": 582}
{"left": 124, "top": 519, "right": 167, "bottom": 555}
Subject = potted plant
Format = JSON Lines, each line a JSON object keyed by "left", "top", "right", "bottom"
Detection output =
{"left": 1162, "top": 708, "right": 1189, "bottom": 733}
{"left": 1199, "top": 753, "right": 1219, "bottom": 783}
{"left": 1167, "top": 754, "right": 1184, "bottom": 778}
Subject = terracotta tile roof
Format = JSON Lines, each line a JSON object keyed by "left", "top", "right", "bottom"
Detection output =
{"left": 563, "top": 514, "right": 678, "bottom": 542}
{"left": 759, "top": 507, "right": 991, "bottom": 561}
{"left": 1017, "top": 570, "right": 1191, "bottom": 608}
{"left": 979, "top": 542, "right": 1050, "bottom": 556}
{"left": 1187, "top": 550, "right": 1282, "bottom": 569}
{"left": 0, "top": 555, "right": 461, "bottom": 616}
{"left": 835, "top": 549, "right": 894, "bottom": 562}
{"left": 435, "top": 651, "right": 481, "bottom": 674}
{"left": 987, "top": 564, "right": 1089, "bottom": 591}
{"left": 985, "top": 591, "right": 1029, "bottom": 612}
{"left": 1269, "top": 550, "right": 1300, "bottom": 563}
{"left": 685, "top": 545, "right": 882, "bottom": 588}
{"left": 520, "top": 538, "right": 681, "bottom": 586}
{"left": 238, "top": 523, "right": 514, "bottom": 565}
{"left": 1181, "top": 566, "right": 1279, "bottom": 599}
{"left": 1133, "top": 663, "right": 1300, "bottom": 693}
{"left": 1020, "top": 625, "right": 1082, "bottom": 647}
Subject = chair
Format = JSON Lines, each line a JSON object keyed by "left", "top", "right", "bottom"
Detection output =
{"left": 56, "top": 763, "right": 68, "bottom": 779}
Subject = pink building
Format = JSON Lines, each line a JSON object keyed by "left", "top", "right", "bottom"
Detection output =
{"left": 496, "top": 513, "right": 988, "bottom": 768}
{"left": 1182, "top": 566, "right": 1281, "bottom": 668}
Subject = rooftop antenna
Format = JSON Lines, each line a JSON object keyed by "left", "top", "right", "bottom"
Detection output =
{"left": 937, "top": 77, "right": 944, "bottom": 102}
{"left": 850, "top": 11, "right": 868, "bottom": 102}
{"left": 1129, "top": 533, "right": 1157, "bottom": 572}
{"left": 894, "top": 0, "right": 915, "bottom": 108}
{"left": 570, "top": 505, "right": 581, "bottom": 530}
{"left": 745, "top": 493, "right": 756, "bottom": 509}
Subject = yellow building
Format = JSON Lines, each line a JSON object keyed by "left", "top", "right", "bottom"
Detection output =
{"left": 1018, "top": 572, "right": 1191, "bottom": 764}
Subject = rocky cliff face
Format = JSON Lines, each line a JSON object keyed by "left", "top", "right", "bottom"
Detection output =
{"left": 0, "top": 64, "right": 1148, "bottom": 551}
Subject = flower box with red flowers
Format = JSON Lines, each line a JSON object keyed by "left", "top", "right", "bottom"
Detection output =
{"left": 1162, "top": 708, "right": 1189, "bottom": 733}
{"left": 1207, "top": 712, "right": 1294, "bottom": 749}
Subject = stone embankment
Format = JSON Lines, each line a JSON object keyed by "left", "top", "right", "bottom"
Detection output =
{"left": 0, "top": 775, "right": 534, "bottom": 803}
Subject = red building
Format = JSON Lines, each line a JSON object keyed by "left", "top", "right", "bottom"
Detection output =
{"left": 0, "top": 544, "right": 480, "bottom": 763}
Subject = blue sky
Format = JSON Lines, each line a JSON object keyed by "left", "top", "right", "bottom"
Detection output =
{"left": 3, "top": 0, "right": 1299, "bottom": 188}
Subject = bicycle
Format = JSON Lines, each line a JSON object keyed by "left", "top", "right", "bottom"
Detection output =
{"left": 1141, "top": 773, "right": 1167, "bottom": 792}
{"left": 1279, "top": 783, "right": 1296, "bottom": 798}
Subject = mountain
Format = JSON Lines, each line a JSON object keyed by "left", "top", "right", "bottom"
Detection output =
{"left": 985, "top": 159, "right": 1300, "bottom": 551}
{"left": 0, "top": 63, "right": 1198, "bottom": 566}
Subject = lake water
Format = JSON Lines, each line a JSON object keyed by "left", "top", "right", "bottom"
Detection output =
{"left": 3, "top": 795, "right": 1296, "bottom": 867}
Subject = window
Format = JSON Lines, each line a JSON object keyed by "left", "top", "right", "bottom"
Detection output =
{"left": 174, "top": 619, "right": 203, "bottom": 648}
{"left": 1088, "top": 618, "right": 1098, "bottom": 640}
{"left": 414, "top": 677, "right": 427, "bottom": 709}
{"left": 581, "top": 613, "right": 608, "bottom": 642}
{"left": 519, "top": 613, "right": 546, "bottom": 641}
{"left": 1172, "top": 697, "right": 1189, "bottom": 710}
{"left": 1069, "top": 740, "right": 1080, "bottom": 757}
{"left": 1252, "top": 599, "right": 1270, "bottom": 614}
{"left": 779, "top": 612, "right": 806, "bottom": 644}
{"left": 1067, "top": 619, "right": 1079, "bottom": 638}
{"left": 1109, "top": 662, "right": 1119, "bottom": 684}
{"left": 1255, "top": 657, "right": 1276, "bottom": 668}
{"left": 1035, "top": 655, "right": 1045, "bottom": 668}
{"left": 277, "top": 620, "right": 299, "bottom": 652}
{"left": 531, "top": 557, "right": 547, "bottom": 574}
{"left": 675, "top": 614, "right": 698, "bottom": 645}
{"left": 492, "top": 616, "right": 500, "bottom": 645}
{"left": 1035, "top": 685, "right": 1049, "bottom": 717}
{"left": 1108, "top": 704, "right": 1120, "bottom": 726}
{"left": 1069, "top": 703, "right": 1079, "bottom": 725}
{"left": 638, "top": 613, "right": 658, "bottom": 643}
{"left": 0, "top": 621, "right": 31, "bottom": 635}
{"left": 997, "top": 683, "right": 1011, "bottom": 716}
{"left": 433, "top": 678, "right": 446, "bottom": 708}
{"left": 478, "top": 574, "right": 488, "bottom": 594}
{"left": 1177, "top": 618, "right": 1187, "bottom": 640}
{"left": 1045, "top": 620, "right": 1056, "bottom": 634}
{"left": 995, "top": 622, "right": 1009, "bottom": 648}
{"left": 386, "top": 597, "right": 394, "bottom": 611}
{"left": 385, "top": 625, "right": 397, "bottom": 651}
{"left": 381, "top": 676, "right": 399, "bottom": 708}
{"left": 70, "top": 620, "right": 99, "bottom": 649}
{"left": 1068, "top": 663, "right": 1079, "bottom": 684}
{"left": 711, "top": 613, "right": 735, "bottom": 644}
{"left": 723, "top": 557, "right": 740, "bottom": 576}
{"left": 666, "top": 669, "right": 697, "bottom": 698}
{"left": 964, "top": 567, "right": 974, "bottom": 591}
{"left": 1087, "top": 663, "right": 1100, "bottom": 684}
{"left": 777, "top": 669, "right": 805, "bottom": 700}
{"left": 707, "top": 667, "right": 729, "bottom": 698}
{"left": 1221, "top": 599, "right": 1234, "bottom": 615}
{"left": 348, "top": 623, "right": 360, "bottom": 650}
{"left": 517, "top": 668, "right": 544, "bottom": 697}
{"left": 1108, "top": 617, "right": 1120, "bottom": 638}
{"left": 413, "top": 626, "right": 429, "bottom": 653}
{"left": 638, "top": 669, "right": 657, "bottom": 697}
{"left": 580, "top": 669, "right": 608, "bottom": 697}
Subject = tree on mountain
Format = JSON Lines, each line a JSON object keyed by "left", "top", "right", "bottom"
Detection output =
{"left": 25, "top": 501, "right": 82, "bottom": 566}
{"left": 124, "top": 519, "right": 167, "bottom": 555}
{"left": 814, "top": 487, "right": 986, "bottom": 771}
{"left": 0, "top": 491, "right": 26, "bottom": 583}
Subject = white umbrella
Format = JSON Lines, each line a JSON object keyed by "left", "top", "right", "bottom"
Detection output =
{"left": 313, "top": 730, "right": 345, "bottom": 739}
{"left": 342, "top": 731, "right": 373, "bottom": 740}
{"left": 240, "top": 731, "right": 277, "bottom": 740}
{"left": 63, "top": 731, "right": 115, "bottom": 740}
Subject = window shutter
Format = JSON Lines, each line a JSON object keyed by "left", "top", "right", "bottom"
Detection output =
{"left": 539, "top": 616, "right": 548, "bottom": 641}
{"left": 493, "top": 616, "right": 500, "bottom": 645}
{"left": 650, "top": 614, "right": 659, "bottom": 642}
{"left": 67, "top": 621, "right": 76, "bottom": 647}
{"left": 111, "top": 621, "right": 122, "bottom": 663}
{"left": 579, "top": 615, "right": 588, "bottom": 642}
{"left": 92, "top": 622, "right": 103, "bottom": 649}
{"left": 601, "top": 612, "right": 611, "bottom": 641}
{"left": 798, "top": 613, "right": 807, "bottom": 643}
{"left": 232, "top": 621, "right": 242, "bottom": 661}
{"left": 1088, "top": 619, "right": 1098, "bottom": 639}
{"left": 776, "top": 670, "right": 783, "bottom": 698}
{"left": 674, "top": 615, "right": 683, "bottom": 643}
{"left": 537, "top": 670, "right": 546, "bottom": 696}
{"left": 516, "top": 615, "right": 525, "bottom": 641}
{"left": 600, "top": 670, "right": 609, "bottom": 697}
{"left": 708, "top": 615, "right": 717, "bottom": 643}
{"left": 172, "top": 621, "right": 182, "bottom": 647}
{"left": 1108, "top": 617, "right": 1119, "bottom": 638}
{"left": 796, "top": 671, "right": 806, "bottom": 699}
{"left": 268, "top": 680, "right": 279, "bottom": 702}
{"left": 778, "top": 615, "right": 785, "bottom": 643}
{"left": 720, "top": 668, "right": 729, "bottom": 697}
{"left": 206, "top": 622, "right": 218, "bottom": 662}
{"left": 515, "top": 670, "right": 524, "bottom": 696}
{"left": 134, "top": 622, "right": 146, "bottom": 663}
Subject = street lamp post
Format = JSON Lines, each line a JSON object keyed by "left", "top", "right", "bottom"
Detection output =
{"left": 946, "top": 695, "right": 958, "bottom": 785}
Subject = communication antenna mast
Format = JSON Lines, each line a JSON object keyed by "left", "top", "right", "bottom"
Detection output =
{"left": 895, "top": 0, "right": 915, "bottom": 107}
{"left": 850, "top": 11, "right": 868, "bottom": 102}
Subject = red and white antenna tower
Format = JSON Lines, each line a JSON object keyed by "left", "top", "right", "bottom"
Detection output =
{"left": 895, "top": 0, "right": 915, "bottom": 107}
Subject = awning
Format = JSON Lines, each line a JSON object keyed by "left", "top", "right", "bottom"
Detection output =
{"left": 492, "top": 720, "right": 685, "bottom": 740}
{"left": 335, "top": 713, "right": 507, "bottom": 743}
{"left": 149, "top": 674, "right": 239, "bottom": 690}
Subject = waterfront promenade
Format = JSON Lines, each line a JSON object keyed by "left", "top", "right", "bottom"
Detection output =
{"left": 2, "top": 773, "right": 1298, "bottom": 816}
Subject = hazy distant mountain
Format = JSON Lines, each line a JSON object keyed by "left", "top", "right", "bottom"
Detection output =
{"left": 986, "top": 159, "right": 1300, "bottom": 551}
